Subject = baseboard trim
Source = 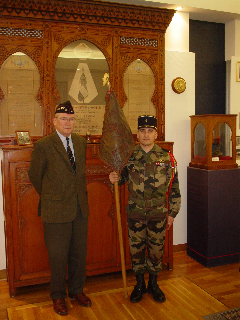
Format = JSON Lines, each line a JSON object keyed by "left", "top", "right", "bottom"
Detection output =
{"left": 173, "top": 243, "right": 187, "bottom": 252}
{"left": 0, "top": 269, "right": 7, "bottom": 280}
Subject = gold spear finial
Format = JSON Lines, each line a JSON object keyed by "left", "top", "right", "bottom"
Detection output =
{"left": 102, "top": 72, "right": 110, "bottom": 91}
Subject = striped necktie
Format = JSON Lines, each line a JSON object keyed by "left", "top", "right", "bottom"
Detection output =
{"left": 66, "top": 137, "right": 76, "bottom": 171}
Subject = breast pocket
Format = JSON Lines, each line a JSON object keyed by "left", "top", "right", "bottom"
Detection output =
{"left": 153, "top": 163, "right": 169, "bottom": 189}
{"left": 128, "top": 162, "right": 144, "bottom": 192}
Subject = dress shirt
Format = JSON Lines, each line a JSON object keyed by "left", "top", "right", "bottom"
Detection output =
{"left": 56, "top": 130, "right": 75, "bottom": 160}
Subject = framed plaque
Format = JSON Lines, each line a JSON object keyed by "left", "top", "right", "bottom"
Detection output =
{"left": 16, "top": 131, "right": 31, "bottom": 146}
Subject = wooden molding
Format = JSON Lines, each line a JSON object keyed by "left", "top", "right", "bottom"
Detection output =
{"left": 0, "top": 0, "right": 175, "bottom": 31}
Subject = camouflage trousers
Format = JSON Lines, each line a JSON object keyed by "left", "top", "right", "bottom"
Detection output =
{"left": 127, "top": 218, "right": 167, "bottom": 275}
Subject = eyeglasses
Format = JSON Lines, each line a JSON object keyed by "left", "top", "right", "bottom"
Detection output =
{"left": 59, "top": 117, "right": 75, "bottom": 123}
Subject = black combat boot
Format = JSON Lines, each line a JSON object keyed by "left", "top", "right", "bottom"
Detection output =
{"left": 147, "top": 274, "right": 166, "bottom": 302}
{"left": 130, "top": 273, "right": 147, "bottom": 303}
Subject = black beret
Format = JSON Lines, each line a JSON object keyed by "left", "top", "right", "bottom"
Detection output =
{"left": 138, "top": 115, "right": 157, "bottom": 130}
{"left": 55, "top": 101, "right": 74, "bottom": 114}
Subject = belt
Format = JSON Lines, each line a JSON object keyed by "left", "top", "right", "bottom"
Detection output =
{"left": 129, "top": 197, "right": 164, "bottom": 208}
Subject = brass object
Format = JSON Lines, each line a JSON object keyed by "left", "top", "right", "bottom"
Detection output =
{"left": 86, "top": 130, "right": 91, "bottom": 143}
{"left": 172, "top": 77, "right": 186, "bottom": 94}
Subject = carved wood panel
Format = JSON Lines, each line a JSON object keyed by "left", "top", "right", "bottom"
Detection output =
{"left": 0, "top": 0, "right": 175, "bottom": 145}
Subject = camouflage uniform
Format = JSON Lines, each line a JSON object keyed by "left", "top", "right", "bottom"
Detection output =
{"left": 119, "top": 143, "right": 181, "bottom": 275}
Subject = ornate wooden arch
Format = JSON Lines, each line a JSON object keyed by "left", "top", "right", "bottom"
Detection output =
{"left": 51, "top": 32, "right": 113, "bottom": 108}
{"left": 0, "top": 0, "right": 175, "bottom": 145}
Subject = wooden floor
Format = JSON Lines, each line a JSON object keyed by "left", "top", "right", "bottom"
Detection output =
{"left": 1, "top": 250, "right": 240, "bottom": 319}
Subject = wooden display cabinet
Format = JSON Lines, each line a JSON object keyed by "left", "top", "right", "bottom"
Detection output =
{"left": 189, "top": 114, "right": 238, "bottom": 170}
{"left": 188, "top": 114, "right": 240, "bottom": 267}
{"left": 2, "top": 141, "right": 173, "bottom": 297}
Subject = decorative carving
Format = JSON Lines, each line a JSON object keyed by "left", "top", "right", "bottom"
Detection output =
{"left": 0, "top": 27, "right": 43, "bottom": 38}
{"left": 18, "top": 184, "right": 32, "bottom": 201}
{"left": 19, "top": 214, "right": 27, "bottom": 230}
{"left": 120, "top": 37, "right": 158, "bottom": 47}
{"left": 53, "top": 32, "right": 64, "bottom": 46}
{"left": 0, "top": 0, "right": 175, "bottom": 31}
{"left": 16, "top": 168, "right": 29, "bottom": 181}
{"left": 0, "top": 0, "right": 174, "bottom": 143}
{"left": 101, "top": 36, "right": 111, "bottom": 49}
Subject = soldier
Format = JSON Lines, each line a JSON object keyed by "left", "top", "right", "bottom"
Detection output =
{"left": 109, "top": 115, "right": 181, "bottom": 303}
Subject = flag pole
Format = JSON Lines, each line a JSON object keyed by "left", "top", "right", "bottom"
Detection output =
{"left": 100, "top": 77, "right": 132, "bottom": 299}
{"left": 114, "top": 181, "right": 128, "bottom": 299}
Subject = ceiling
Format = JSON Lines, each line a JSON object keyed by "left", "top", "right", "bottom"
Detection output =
{"left": 106, "top": 0, "right": 240, "bottom": 24}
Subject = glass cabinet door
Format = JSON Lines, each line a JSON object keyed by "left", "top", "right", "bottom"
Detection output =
{"left": 55, "top": 40, "right": 109, "bottom": 136}
{"left": 0, "top": 52, "right": 42, "bottom": 137}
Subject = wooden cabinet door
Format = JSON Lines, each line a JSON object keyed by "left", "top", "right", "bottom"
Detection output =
{"left": 85, "top": 144, "right": 129, "bottom": 275}
{"left": 86, "top": 180, "right": 118, "bottom": 274}
{"left": 12, "top": 176, "right": 50, "bottom": 279}
{"left": 2, "top": 146, "right": 51, "bottom": 297}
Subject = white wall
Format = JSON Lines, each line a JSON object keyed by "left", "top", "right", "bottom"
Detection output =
{"left": 229, "top": 56, "right": 240, "bottom": 135}
{"left": 165, "top": 51, "right": 195, "bottom": 245}
{"left": 225, "top": 20, "right": 236, "bottom": 61}
{"left": 165, "top": 12, "right": 189, "bottom": 52}
{"left": 148, "top": 0, "right": 240, "bottom": 15}
{"left": 165, "top": 11, "right": 193, "bottom": 245}
{"left": 225, "top": 19, "right": 240, "bottom": 60}
{"left": 225, "top": 19, "right": 240, "bottom": 166}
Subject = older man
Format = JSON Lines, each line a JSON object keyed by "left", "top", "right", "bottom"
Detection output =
{"left": 29, "top": 101, "right": 91, "bottom": 315}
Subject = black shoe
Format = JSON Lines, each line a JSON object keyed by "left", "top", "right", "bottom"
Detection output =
{"left": 147, "top": 274, "right": 166, "bottom": 302}
{"left": 130, "top": 274, "right": 147, "bottom": 303}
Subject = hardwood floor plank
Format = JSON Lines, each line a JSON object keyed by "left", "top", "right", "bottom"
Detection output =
{"left": 2, "top": 251, "right": 240, "bottom": 320}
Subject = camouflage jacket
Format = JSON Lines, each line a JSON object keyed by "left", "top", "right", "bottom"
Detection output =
{"left": 119, "top": 144, "right": 181, "bottom": 221}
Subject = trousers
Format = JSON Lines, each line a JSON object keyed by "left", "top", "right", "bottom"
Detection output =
{"left": 127, "top": 218, "right": 167, "bottom": 275}
{"left": 43, "top": 206, "right": 88, "bottom": 300}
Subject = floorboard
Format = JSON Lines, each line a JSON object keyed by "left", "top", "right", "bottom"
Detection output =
{"left": 1, "top": 251, "right": 239, "bottom": 320}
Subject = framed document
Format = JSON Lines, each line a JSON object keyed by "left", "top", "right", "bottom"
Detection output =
{"left": 16, "top": 131, "right": 31, "bottom": 146}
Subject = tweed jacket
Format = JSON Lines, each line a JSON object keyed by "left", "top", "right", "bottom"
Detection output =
{"left": 28, "top": 131, "right": 89, "bottom": 223}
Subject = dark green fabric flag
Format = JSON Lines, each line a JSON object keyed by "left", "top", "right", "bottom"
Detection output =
{"left": 99, "top": 88, "right": 135, "bottom": 172}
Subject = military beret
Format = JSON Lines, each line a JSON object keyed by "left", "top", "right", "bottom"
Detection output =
{"left": 138, "top": 115, "right": 157, "bottom": 130}
{"left": 55, "top": 101, "right": 74, "bottom": 114}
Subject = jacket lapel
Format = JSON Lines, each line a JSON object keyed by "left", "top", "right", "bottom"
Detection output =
{"left": 72, "top": 134, "right": 80, "bottom": 163}
{"left": 72, "top": 134, "right": 86, "bottom": 173}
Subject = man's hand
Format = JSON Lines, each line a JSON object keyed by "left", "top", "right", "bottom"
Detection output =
{"left": 109, "top": 171, "right": 119, "bottom": 184}
{"left": 167, "top": 216, "right": 174, "bottom": 230}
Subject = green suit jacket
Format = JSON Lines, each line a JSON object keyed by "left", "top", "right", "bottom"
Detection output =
{"left": 28, "top": 131, "right": 89, "bottom": 223}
